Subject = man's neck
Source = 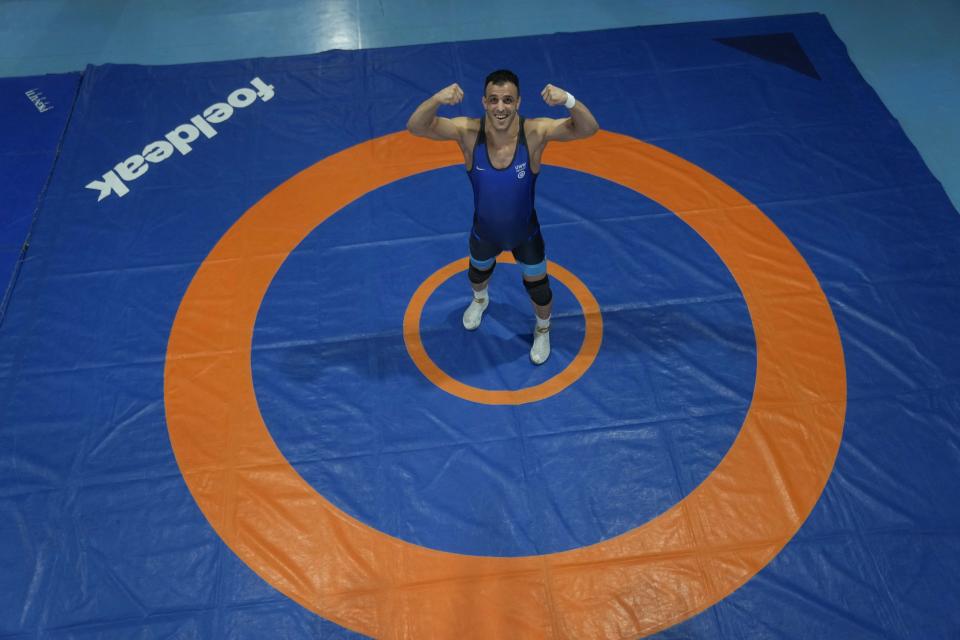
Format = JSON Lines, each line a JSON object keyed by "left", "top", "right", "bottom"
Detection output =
{"left": 484, "top": 114, "right": 520, "bottom": 145}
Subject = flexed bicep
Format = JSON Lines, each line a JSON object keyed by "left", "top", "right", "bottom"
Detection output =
{"left": 407, "top": 83, "right": 468, "bottom": 141}
{"left": 539, "top": 84, "right": 600, "bottom": 142}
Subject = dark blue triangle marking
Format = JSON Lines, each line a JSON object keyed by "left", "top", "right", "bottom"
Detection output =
{"left": 715, "top": 32, "right": 821, "bottom": 80}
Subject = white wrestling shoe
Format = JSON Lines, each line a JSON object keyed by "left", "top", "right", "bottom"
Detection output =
{"left": 462, "top": 292, "right": 489, "bottom": 330}
{"left": 530, "top": 322, "right": 551, "bottom": 365}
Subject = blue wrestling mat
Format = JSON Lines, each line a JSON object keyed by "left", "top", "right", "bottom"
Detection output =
{"left": 0, "top": 72, "right": 79, "bottom": 322}
{"left": 2, "top": 13, "right": 959, "bottom": 639}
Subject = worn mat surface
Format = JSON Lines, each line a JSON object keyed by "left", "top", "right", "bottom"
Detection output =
{"left": 2, "top": 13, "right": 959, "bottom": 639}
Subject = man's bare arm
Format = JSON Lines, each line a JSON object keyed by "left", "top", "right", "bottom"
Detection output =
{"left": 407, "top": 83, "right": 467, "bottom": 141}
{"left": 537, "top": 84, "right": 600, "bottom": 142}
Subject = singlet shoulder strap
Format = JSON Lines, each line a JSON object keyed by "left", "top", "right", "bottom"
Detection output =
{"left": 476, "top": 116, "right": 486, "bottom": 147}
{"left": 519, "top": 116, "right": 527, "bottom": 148}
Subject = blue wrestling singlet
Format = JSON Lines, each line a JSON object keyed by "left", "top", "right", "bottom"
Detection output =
{"left": 467, "top": 116, "right": 540, "bottom": 251}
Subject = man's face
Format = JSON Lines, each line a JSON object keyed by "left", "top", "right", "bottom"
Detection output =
{"left": 483, "top": 81, "right": 520, "bottom": 131}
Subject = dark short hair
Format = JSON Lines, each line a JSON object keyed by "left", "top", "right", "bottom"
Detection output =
{"left": 484, "top": 69, "right": 520, "bottom": 95}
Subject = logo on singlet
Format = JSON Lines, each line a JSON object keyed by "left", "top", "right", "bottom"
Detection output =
{"left": 515, "top": 162, "right": 527, "bottom": 179}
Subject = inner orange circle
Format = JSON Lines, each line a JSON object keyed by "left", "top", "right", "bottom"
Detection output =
{"left": 164, "top": 130, "right": 846, "bottom": 639}
{"left": 403, "top": 254, "right": 602, "bottom": 405}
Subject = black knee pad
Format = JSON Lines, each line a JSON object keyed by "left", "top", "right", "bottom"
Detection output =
{"left": 523, "top": 275, "right": 553, "bottom": 306}
{"left": 468, "top": 262, "right": 495, "bottom": 284}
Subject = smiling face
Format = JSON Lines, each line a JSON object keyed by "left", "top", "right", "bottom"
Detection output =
{"left": 482, "top": 81, "right": 520, "bottom": 132}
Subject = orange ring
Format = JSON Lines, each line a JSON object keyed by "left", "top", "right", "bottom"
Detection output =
{"left": 402, "top": 254, "right": 602, "bottom": 405}
{"left": 164, "top": 130, "right": 846, "bottom": 639}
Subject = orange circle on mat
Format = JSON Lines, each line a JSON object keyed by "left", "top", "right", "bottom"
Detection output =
{"left": 402, "top": 254, "right": 602, "bottom": 405}
{"left": 164, "top": 130, "right": 846, "bottom": 639}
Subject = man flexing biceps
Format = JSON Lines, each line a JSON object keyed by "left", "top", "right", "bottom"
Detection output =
{"left": 407, "top": 69, "right": 599, "bottom": 365}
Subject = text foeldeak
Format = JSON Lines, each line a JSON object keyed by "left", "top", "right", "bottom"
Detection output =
{"left": 85, "top": 77, "right": 275, "bottom": 202}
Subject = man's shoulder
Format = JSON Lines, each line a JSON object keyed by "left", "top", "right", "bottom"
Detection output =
{"left": 460, "top": 117, "right": 481, "bottom": 133}
{"left": 524, "top": 116, "right": 558, "bottom": 131}
{"left": 442, "top": 116, "right": 480, "bottom": 138}
{"left": 523, "top": 117, "right": 556, "bottom": 149}
{"left": 455, "top": 117, "right": 481, "bottom": 149}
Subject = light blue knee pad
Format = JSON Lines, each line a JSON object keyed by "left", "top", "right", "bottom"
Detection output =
{"left": 519, "top": 259, "right": 547, "bottom": 277}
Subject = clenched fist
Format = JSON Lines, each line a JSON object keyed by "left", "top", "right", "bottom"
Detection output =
{"left": 540, "top": 84, "right": 569, "bottom": 107}
{"left": 433, "top": 83, "right": 464, "bottom": 105}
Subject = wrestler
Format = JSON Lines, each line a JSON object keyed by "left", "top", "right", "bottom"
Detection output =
{"left": 407, "top": 69, "right": 599, "bottom": 364}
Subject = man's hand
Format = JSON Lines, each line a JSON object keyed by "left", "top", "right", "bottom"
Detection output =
{"left": 534, "top": 84, "right": 599, "bottom": 142}
{"left": 540, "top": 84, "right": 569, "bottom": 107}
{"left": 433, "top": 83, "right": 464, "bottom": 106}
{"left": 408, "top": 83, "right": 468, "bottom": 141}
